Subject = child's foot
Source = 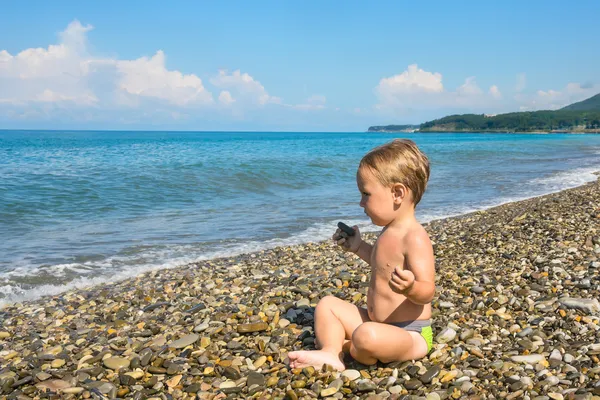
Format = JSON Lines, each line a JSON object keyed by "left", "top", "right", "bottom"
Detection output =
{"left": 287, "top": 350, "right": 346, "bottom": 371}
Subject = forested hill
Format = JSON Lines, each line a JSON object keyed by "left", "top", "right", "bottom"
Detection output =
{"left": 419, "top": 110, "right": 600, "bottom": 132}
{"left": 561, "top": 93, "right": 600, "bottom": 111}
{"left": 368, "top": 93, "right": 600, "bottom": 133}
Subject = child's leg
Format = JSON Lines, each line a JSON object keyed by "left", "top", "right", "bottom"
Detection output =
{"left": 287, "top": 296, "right": 369, "bottom": 371}
{"left": 350, "top": 322, "right": 429, "bottom": 365}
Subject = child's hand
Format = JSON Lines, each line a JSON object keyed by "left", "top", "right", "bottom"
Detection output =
{"left": 389, "top": 267, "right": 415, "bottom": 294}
{"left": 332, "top": 225, "right": 362, "bottom": 253}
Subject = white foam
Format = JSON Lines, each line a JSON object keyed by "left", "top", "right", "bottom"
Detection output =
{"left": 0, "top": 220, "right": 377, "bottom": 308}
{"left": 418, "top": 165, "right": 599, "bottom": 224}
{"left": 529, "top": 166, "right": 600, "bottom": 190}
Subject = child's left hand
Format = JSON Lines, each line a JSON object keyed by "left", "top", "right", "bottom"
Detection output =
{"left": 389, "top": 267, "right": 415, "bottom": 294}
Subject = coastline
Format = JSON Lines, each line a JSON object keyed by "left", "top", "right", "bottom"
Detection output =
{"left": 1, "top": 177, "right": 600, "bottom": 398}
{"left": 368, "top": 129, "right": 600, "bottom": 134}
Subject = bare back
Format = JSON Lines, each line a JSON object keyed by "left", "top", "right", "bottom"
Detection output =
{"left": 366, "top": 221, "right": 433, "bottom": 323}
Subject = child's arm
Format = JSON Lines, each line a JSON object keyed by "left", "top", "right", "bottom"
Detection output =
{"left": 353, "top": 240, "right": 373, "bottom": 263}
{"left": 389, "top": 230, "right": 435, "bottom": 305}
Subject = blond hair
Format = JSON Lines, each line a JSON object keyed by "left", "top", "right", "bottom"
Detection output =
{"left": 359, "top": 139, "right": 430, "bottom": 206}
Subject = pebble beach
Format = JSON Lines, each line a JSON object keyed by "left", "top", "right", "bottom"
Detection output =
{"left": 1, "top": 175, "right": 599, "bottom": 400}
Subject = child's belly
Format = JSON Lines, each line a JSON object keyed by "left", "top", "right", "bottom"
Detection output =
{"left": 367, "top": 283, "right": 431, "bottom": 323}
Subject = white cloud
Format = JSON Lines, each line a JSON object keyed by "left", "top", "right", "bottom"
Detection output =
{"left": 489, "top": 85, "right": 501, "bottom": 99}
{"left": 218, "top": 90, "right": 235, "bottom": 105}
{"left": 116, "top": 51, "right": 212, "bottom": 106}
{"left": 375, "top": 65, "right": 598, "bottom": 118}
{"left": 36, "top": 89, "right": 97, "bottom": 104}
{"left": 210, "top": 70, "right": 280, "bottom": 106}
{"left": 0, "top": 20, "right": 215, "bottom": 110}
{"left": 457, "top": 77, "right": 483, "bottom": 96}
{"left": 0, "top": 21, "right": 99, "bottom": 105}
{"left": 375, "top": 65, "right": 499, "bottom": 112}
{"left": 376, "top": 64, "right": 443, "bottom": 99}
{"left": 516, "top": 82, "right": 600, "bottom": 110}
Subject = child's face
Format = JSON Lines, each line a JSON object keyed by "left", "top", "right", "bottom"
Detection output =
{"left": 356, "top": 166, "right": 396, "bottom": 226}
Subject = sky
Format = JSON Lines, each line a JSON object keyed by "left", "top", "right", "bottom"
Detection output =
{"left": 1, "top": 0, "right": 599, "bottom": 132}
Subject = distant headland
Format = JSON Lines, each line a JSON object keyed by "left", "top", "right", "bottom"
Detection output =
{"left": 368, "top": 93, "right": 600, "bottom": 133}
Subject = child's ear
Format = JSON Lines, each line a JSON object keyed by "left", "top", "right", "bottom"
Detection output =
{"left": 392, "top": 183, "right": 407, "bottom": 204}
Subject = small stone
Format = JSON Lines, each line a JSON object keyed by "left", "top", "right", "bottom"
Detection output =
{"left": 549, "top": 349, "right": 562, "bottom": 361}
{"left": 169, "top": 333, "right": 199, "bottom": 349}
{"left": 185, "top": 383, "right": 202, "bottom": 393}
{"left": 266, "top": 376, "right": 278, "bottom": 387}
{"left": 0, "top": 332, "right": 10, "bottom": 340}
{"left": 125, "top": 371, "right": 144, "bottom": 379}
{"left": 103, "top": 356, "right": 130, "bottom": 370}
{"left": 296, "top": 298, "right": 310, "bottom": 307}
{"left": 440, "top": 370, "right": 458, "bottom": 383}
{"left": 405, "top": 379, "right": 423, "bottom": 390}
{"left": 421, "top": 365, "right": 441, "bottom": 383}
{"left": 328, "top": 379, "right": 343, "bottom": 391}
{"left": 194, "top": 322, "right": 209, "bottom": 332}
{"left": 51, "top": 359, "right": 66, "bottom": 368}
{"left": 278, "top": 318, "right": 291, "bottom": 328}
{"left": 223, "top": 366, "right": 241, "bottom": 380}
{"left": 291, "top": 380, "right": 306, "bottom": 389}
{"left": 559, "top": 298, "right": 600, "bottom": 314}
{"left": 200, "top": 337, "right": 210, "bottom": 348}
{"left": 321, "top": 387, "right": 338, "bottom": 397}
{"left": 36, "top": 379, "right": 72, "bottom": 392}
{"left": 357, "top": 379, "right": 377, "bottom": 392}
{"left": 511, "top": 354, "right": 546, "bottom": 364}
{"left": 518, "top": 327, "right": 533, "bottom": 337}
{"left": 253, "top": 355, "right": 267, "bottom": 368}
{"left": 341, "top": 369, "right": 361, "bottom": 381}
{"left": 460, "top": 329, "right": 474, "bottom": 341}
{"left": 36, "top": 372, "right": 52, "bottom": 381}
{"left": 166, "top": 374, "right": 182, "bottom": 388}
{"left": 389, "top": 385, "right": 403, "bottom": 394}
{"left": 247, "top": 371, "right": 265, "bottom": 387}
{"left": 544, "top": 376, "right": 560, "bottom": 386}
{"left": 62, "top": 387, "right": 85, "bottom": 394}
{"left": 237, "top": 322, "right": 269, "bottom": 333}
{"left": 436, "top": 327, "right": 457, "bottom": 344}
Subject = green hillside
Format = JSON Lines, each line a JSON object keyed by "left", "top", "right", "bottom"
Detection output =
{"left": 419, "top": 110, "right": 600, "bottom": 132}
{"left": 561, "top": 93, "right": 600, "bottom": 111}
{"left": 368, "top": 92, "right": 600, "bottom": 133}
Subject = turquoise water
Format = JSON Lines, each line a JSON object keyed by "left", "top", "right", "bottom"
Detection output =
{"left": 1, "top": 130, "right": 600, "bottom": 306}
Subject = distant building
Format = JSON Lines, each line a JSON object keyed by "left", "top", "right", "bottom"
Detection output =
{"left": 484, "top": 114, "right": 497, "bottom": 117}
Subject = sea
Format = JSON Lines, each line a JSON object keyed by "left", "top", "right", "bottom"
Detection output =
{"left": 1, "top": 130, "right": 600, "bottom": 307}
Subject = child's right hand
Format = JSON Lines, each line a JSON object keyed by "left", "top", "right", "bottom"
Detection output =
{"left": 332, "top": 225, "right": 362, "bottom": 253}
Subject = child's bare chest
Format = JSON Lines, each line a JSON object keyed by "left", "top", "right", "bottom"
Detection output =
{"left": 369, "top": 242, "right": 406, "bottom": 278}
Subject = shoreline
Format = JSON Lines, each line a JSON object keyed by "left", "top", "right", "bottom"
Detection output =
{"left": 1, "top": 177, "right": 599, "bottom": 398}
{"left": 369, "top": 130, "right": 600, "bottom": 134}
{"left": 2, "top": 169, "right": 600, "bottom": 309}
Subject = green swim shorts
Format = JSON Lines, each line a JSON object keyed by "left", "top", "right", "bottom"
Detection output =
{"left": 391, "top": 319, "right": 434, "bottom": 353}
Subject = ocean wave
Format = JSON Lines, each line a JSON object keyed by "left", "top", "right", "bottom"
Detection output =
{"left": 0, "top": 219, "right": 376, "bottom": 308}
{"left": 528, "top": 166, "right": 600, "bottom": 190}
{"left": 2, "top": 160, "right": 599, "bottom": 308}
